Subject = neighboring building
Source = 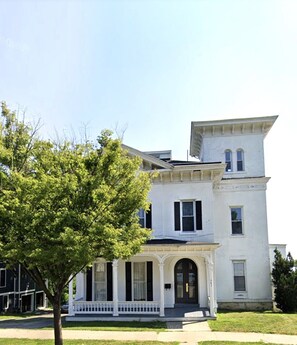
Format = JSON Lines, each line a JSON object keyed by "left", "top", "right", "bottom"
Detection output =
{"left": 0, "top": 263, "right": 46, "bottom": 313}
{"left": 69, "top": 115, "right": 278, "bottom": 318}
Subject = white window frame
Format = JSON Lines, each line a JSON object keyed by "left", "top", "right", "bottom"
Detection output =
{"left": 180, "top": 200, "right": 196, "bottom": 232}
{"left": 0, "top": 268, "right": 6, "bottom": 288}
{"left": 93, "top": 262, "right": 107, "bottom": 301}
{"left": 132, "top": 262, "right": 147, "bottom": 301}
{"left": 230, "top": 207, "right": 243, "bottom": 235}
{"left": 236, "top": 149, "right": 244, "bottom": 171}
{"left": 233, "top": 260, "right": 246, "bottom": 292}
{"left": 225, "top": 150, "right": 233, "bottom": 172}
{"left": 138, "top": 209, "right": 146, "bottom": 228}
{"left": 2, "top": 295, "right": 9, "bottom": 311}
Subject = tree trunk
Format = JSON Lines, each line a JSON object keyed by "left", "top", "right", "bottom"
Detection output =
{"left": 53, "top": 297, "right": 63, "bottom": 345}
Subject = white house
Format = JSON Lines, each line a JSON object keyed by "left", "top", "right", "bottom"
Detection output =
{"left": 68, "top": 115, "right": 278, "bottom": 319}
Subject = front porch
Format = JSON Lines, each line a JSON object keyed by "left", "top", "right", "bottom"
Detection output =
{"left": 66, "top": 303, "right": 214, "bottom": 322}
{"left": 69, "top": 241, "right": 219, "bottom": 320}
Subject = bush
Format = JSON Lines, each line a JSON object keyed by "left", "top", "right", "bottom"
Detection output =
{"left": 271, "top": 249, "right": 297, "bottom": 312}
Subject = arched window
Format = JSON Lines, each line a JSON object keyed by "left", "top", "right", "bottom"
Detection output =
{"left": 225, "top": 150, "right": 232, "bottom": 172}
{"left": 236, "top": 149, "right": 244, "bottom": 171}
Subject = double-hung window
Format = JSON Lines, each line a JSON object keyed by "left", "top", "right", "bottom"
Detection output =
{"left": 225, "top": 149, "right": 245, "bottom": 172}
{"left": 225, "top": 150, "right": 232, "bottom": 172}
{"left": 233, "top": 261, "right": 246, "bottom": 292}
{"left": 237, "top": 149, "right": 244, "bottom": 171}
{"left": 0, "top": 269, "right": 6, "bottom": 288}
{"left": 231, "top": 207, "right": 243, "bottom": 235}
{"left": 182, "top": 202, "right": 195, "bottom": 231}
{"left": 138, "top": 205, "right": 152, "bottom": 229}
{"left": 138, "top": 209, "right": 145, "bottom": 228}
{"left": 174, "top": 200, "right": 202, "bottom": 231}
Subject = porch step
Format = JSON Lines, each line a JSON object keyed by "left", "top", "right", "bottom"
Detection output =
{"left": 66, "top": 308, "right": 215, "bottom": 322}
{"left": 66, "top": 315, "right": 215, "bottom": 322}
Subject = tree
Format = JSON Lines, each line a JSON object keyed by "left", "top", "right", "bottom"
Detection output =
{"left": 0, "top": 103, "right": 152, "bottom": 345}
{"left": 271, "top": 248, "right": 297, "bottom": 312}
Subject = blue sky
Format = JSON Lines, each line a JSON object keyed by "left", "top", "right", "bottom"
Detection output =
{"left": 0, "top": 0, "right": 296, "bottom": 257}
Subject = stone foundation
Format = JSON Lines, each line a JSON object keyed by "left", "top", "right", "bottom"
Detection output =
{"left": 217, "top": 301, "right": 273, "bottom": 311}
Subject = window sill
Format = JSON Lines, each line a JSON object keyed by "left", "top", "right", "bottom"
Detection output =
{"left": 225, "top": 171, "right": 246, "bottom": 174}
{"left": 178, "top": 230, "right": 201, "bottom": 235}
{"left": 233, "top": 291, "right": 248, "bottom": 299}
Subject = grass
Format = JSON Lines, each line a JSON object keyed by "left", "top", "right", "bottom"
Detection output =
{"left": 60, "top": 320, "right": 167, "bottom": 332}
{"left": 208, "top": 310, "right": 297, "bottom": 335}
{"left": 0, "top": 341, "right": 178, "bottom": 345}
{"left": 62, "top": 320, "right": 167, "bottom": 331}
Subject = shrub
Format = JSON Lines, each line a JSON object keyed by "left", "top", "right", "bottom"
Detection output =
{"left": 271, "top": 249, "right": 297, "bottom": 312}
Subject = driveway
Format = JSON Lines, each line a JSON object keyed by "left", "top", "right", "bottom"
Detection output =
{"left": 0, "top": 313, "right": 63, "bottom": 329}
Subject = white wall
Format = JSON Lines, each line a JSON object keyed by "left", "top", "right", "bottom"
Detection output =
{"left": 214, "top": 186, "right": 272, "bottom": 302}
{"left": 201, "top": 133, "right": 265, "bottom": 178}
{"left": 149, "top": 181, "right": 215, "bottom": 242}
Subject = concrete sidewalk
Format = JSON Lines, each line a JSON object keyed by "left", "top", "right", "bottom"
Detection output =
{"left": 0, "top": 322, "right": 297, "bottom": 344}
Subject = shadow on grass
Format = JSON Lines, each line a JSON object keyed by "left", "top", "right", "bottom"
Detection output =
{"left": 62, "top": 320, "right": 167, "bottom": 331}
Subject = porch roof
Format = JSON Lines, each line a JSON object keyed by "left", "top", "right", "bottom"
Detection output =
{"left": 143, "top": 238, "right": 220, "bottom": 252}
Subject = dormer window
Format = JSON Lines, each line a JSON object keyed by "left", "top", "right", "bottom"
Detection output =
{"left": 236, "top": 149, "right": 244, "bottom": 171}
{"left": 225, "top": 150, "right": 232, "bottom": 172}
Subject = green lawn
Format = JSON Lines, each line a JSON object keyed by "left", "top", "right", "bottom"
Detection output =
{"left": 208, "top": 311, "right": 297, "bottom": 335}
{"left": 61, "top": 320, "right": 167, "bottom": 332}
{"left": 0, "top": 340, "right": 177, "bottom": 345}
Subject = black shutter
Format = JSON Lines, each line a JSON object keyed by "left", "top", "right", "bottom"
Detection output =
{"left": 196, "top": 201, "right": 202, "bottom": 230}
{"left": 146, "top": 204, "right": 152, "bottom": 229}
{"left": 125, "top": 262, "right": 132, "bottom": 301}
{"left": 107, "top": 262, "right": 113, "bottom": 301}
{"left": 86, "top": 267, "right": 93, "bottom": 301}
{"left": 147, "top": 261, "right": 153, "bottom": 301}
{"left": 174, "top": 202, "right": 181, "bottom": 231}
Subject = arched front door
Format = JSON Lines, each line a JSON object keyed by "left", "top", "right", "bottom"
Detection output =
{"left": 174, "top": 259, "right": 198, "bottom": 304}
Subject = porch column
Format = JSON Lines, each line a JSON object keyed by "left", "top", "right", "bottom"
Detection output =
{"left": 206, "top": 254, "right": 216, "bottom": 317}
{"left": 159, "top": 262, "right": 165, "bottom": 317}
{"left": 68, "top": 276, "right": 74, "bottom": 316}
{"left": 112, "top": 260, "right": 119, "bottom": 316}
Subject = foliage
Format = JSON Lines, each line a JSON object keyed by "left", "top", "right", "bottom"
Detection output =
{"left": 0, "top": 103, "right": 152, "bottom": 345}
{"left": 208, "top": 311, "right": 297, "bottom": 334}
{"left": 271, "top": 249, "right": 297, "bottom": 312}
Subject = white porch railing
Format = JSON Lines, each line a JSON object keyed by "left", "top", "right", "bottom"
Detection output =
{"left": 118, "top": 301, "right": 159, "bottom": 314}
{"left": 73, "top": 301, "right": 113, "bottom": 314}
{"left": 72, "top": 301, "right": 160, "bottom": 315}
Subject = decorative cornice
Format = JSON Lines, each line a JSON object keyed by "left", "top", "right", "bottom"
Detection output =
{"left": 152, "top": 170, "right": 219, "bottom": 184}
{"left": 152, "top": 163, "right": 225, "bottom": 184}
{"left": 190, "top": 115, "right": 278, "bottom": 159}
{"left": 141, "top": 242, "right": 220, "bottom": 253}
{"left": 214, "top": 177, "right": 270, "bottom": 192}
